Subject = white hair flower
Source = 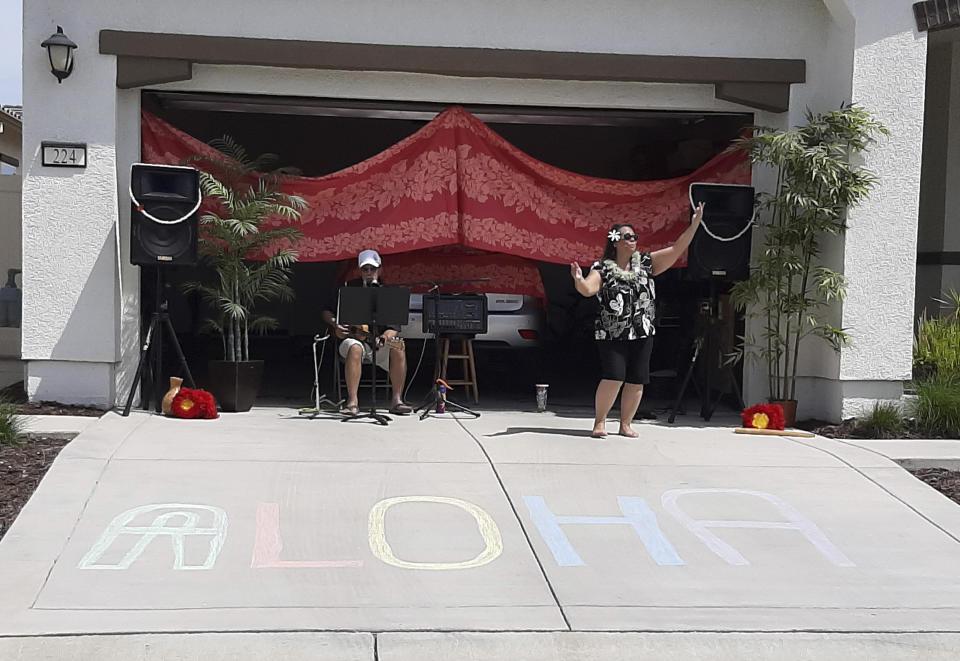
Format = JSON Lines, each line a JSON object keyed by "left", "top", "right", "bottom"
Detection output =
{"left": 607, "top": 229, "right": 622, "bottom": 242}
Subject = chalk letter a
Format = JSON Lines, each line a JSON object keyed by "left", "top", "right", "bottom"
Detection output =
{"left": 78, "top": 503, "right": 227, "bottom": 570}
{"left": 662, "top": 488, "right": 854, "bottom": 567}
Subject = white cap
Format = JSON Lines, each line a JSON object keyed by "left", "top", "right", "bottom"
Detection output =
{"left": 358, "top": 249, "right": 381, "bottom": 268}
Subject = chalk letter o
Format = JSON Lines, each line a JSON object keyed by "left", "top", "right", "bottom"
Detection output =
{"left": 368, "top": 496, "right": 503, "bottom": 570}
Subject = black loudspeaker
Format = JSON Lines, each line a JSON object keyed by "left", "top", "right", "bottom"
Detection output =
{"left": 685, "top": 183, "right": 755, "bottom": 282}
{"left": 129, "top": 163, "right": 200, "bottom": 266}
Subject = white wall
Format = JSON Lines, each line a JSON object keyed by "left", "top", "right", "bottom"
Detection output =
{"left": 22, "top": 0, "right": 915, "bottom": 416}
{"left": 835, "top": 0, "right": 927, "bottom": 419}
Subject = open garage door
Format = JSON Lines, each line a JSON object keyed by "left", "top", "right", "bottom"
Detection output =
{"left": 141, "top": 92, "right": 752, "bottom": 410}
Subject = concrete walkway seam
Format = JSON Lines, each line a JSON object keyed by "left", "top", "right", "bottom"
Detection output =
{"left": 788, "top": 436, "right": 960, "bottom": 547}
{"left": 452, "top": 411, "right": 572, "bottom": 631}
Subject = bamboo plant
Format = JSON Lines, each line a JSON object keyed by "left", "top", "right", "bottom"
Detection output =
{"left": 729, "top": 105, "right": 887, "bottom": 402}
{"left": 182, "top": 137, "right": 306, "bottom": 362}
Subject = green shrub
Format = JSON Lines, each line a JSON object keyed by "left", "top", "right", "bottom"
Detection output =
{"left": 914, "top": 292, "right": 960, "bottom": 380}
{"left": 0, "top": 396, "right": 24, "bottom": 445}
{"left": 855, "top": 402, "right": 905, "bottom": 439}
{"left": 910, "top": 375, "right": 960, "bottom": 438}
{"left": 933, "top": 287, "right": 960, "bottom": 322}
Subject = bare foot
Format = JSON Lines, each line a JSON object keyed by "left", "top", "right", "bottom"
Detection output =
{"left": 618, "top": 426, "right": 639, "bottom": 438}
{"left": 591, "top": 425, "right": 607, "bottom": 438}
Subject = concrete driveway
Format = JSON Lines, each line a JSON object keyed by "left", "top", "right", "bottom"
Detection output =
{"left": 2, "top": 407, "right": 960, "bottom": 659}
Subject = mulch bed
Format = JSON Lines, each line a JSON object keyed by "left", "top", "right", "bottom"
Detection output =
{"left": 0, "top": 436, "right": 73, "bottom": 541}
{"left": 796, "top": 418, "right": 859, "bottom": 439}
{"left": 797, "top": 418, "right": 933, "bottom": 440}
{"left": 14, "top": 402, "right": 105, "bottom": 417}
{"left": 909, "top": 469, "right": 960, "bottom": 507}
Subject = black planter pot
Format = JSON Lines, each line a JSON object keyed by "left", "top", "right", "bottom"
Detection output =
{"left": 207, "top": 360, "right": 264, "bottom": 412}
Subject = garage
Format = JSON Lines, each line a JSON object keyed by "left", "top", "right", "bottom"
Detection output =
{"left": 140, "top": 91, "right": 752, "bottom": 413}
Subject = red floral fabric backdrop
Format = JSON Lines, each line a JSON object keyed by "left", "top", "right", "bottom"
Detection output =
{"left": 141, "top": 106, "right": 749, "bottom": 297}
{"left": 336, "top": 245, "right": 546, "bottom": 299}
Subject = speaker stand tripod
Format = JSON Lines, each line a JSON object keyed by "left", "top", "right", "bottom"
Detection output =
{"left": 667, "top": 284, "right": 744, "bottom": 423}
{"left": 415, "top": 377, "right": 480, "bottom": 419}
{"left": 122, "top": 266, "right": 196, "bottom": 416}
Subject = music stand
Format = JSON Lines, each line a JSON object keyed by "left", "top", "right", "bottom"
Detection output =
{"left": 337, "top": 285, "right": 410, "bottom": 425}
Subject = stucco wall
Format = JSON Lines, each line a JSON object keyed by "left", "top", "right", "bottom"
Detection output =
{"left": 837, "top": 2, "right": 926, "bottom": 420}
{"left": 22, "top": 0, "right": 919, "bottom": 415}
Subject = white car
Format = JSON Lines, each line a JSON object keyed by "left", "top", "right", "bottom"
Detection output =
{"left": 400, "top": 293, "right": 543, "bottom": 348}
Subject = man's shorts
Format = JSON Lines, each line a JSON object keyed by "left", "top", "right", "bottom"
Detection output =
{"left": 339, "top": 337, "right": 391, "bottom": 372}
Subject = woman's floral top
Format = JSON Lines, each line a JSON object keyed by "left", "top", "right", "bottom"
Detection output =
{"left": 591, "top": 251, "right": 656, "bottom": 340}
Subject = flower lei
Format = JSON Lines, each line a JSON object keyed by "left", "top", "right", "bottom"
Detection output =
{"left": 170, "top": 387, "right": 219, "bottom": 419}
{"left": 600, "top": 251, "right": 642, "bottom": 282}
{"left": 741, "top": 403, "right": 785, "bottom": 430}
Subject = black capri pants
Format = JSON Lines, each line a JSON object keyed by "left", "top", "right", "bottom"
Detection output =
{"left": 596, "top": 337, "right": 654, "bottom": 385}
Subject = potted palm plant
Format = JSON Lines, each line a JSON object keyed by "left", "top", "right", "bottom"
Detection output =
{"left": 183, "top": 137, "right": 306, "bottom": 412}
{"left": 729, "top": 105, "right": 887, "bottom": 425}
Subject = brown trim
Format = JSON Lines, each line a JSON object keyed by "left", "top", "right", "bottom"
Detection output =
{"left": 117, "top": 57, "right": 192, "bottom": 89}
{"left": 102, "top": 30, "right": 804, "bottom": 112}
{"left": 918, "top": 251, "right": 960, "bottom": 265}
{"left": 715, "top": 82, "right": 792, "bottom": 114}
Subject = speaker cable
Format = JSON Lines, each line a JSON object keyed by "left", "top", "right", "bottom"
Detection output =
{"left": 688, "top": 182, "right": 756, "bottom": 243}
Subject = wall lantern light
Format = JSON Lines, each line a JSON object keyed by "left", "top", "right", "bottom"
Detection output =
{"left": 41, "top": 26, "right": 78, "bottom": 83}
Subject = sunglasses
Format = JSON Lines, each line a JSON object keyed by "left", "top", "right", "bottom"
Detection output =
{"left": 619, "top": 233, "right": 638, "bottom": 241}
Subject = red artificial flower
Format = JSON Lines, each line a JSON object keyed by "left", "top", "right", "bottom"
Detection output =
{"left": 170, "top": 387, "right": 219, "bottom": 419}
{"left": 741, "top": 403, "right": 785, "bottom": 430}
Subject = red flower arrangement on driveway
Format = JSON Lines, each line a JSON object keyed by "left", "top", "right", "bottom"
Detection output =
{"left": 170, "top": 387, "right": 219, "bottom": 419}
{"left": 741, "top": 403, "right": 785, "bottom": 430}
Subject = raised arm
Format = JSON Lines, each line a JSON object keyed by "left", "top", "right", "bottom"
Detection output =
{"left": 651, "top": 202, "right": 704, "bottom": 275}
{"left": 570, "top": 261, "right": 602, "bottom": 297}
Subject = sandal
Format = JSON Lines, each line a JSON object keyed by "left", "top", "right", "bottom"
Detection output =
{"left": 339, "top": 404, "right": 359, "bottom": 416}
{"left": 389, "top": 403, "right": 413, "bottom": 415}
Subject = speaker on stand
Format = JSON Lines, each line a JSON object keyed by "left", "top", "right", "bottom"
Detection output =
{"left": 122, "top": 163, "right": 201, "bottom": 416}
{"left": 668, "top": 183, "right": 754, "bottom": 422}
{"left": 130, "top": 163, "right": 200, "bottom": 267}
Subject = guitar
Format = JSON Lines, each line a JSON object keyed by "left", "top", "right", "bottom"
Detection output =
{"left": 344, "top": 324, "right": 406, "bottom": 351}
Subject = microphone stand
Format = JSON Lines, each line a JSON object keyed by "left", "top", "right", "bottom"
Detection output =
{"left": 297, "top": 332, "right": 343, "bottom": 418}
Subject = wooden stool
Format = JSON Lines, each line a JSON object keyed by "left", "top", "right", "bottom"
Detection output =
{"left": 434, "top": 338, "right": 479, "bottom": 403}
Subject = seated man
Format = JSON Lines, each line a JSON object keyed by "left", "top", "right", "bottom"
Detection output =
{"left": 322, "top": 249, "right": 412, "bottom": 416}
